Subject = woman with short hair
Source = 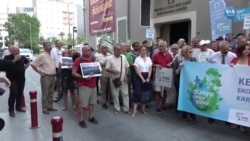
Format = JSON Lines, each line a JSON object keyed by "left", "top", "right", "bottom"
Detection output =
{"left": 131, "top": 46, "right": 153, "bottom": 117}
{"left": 173, "top": 45, "right": 196, "bottom": 123}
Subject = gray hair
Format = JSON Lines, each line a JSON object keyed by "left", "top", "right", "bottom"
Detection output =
{"left": 82, "top": 45, "right": 90, "bottom": 51}
{"left": 113, "top": 44, "right": 121, "bottom": 51}
{"left": 181, "top": 45, "right": 192, "bottom": 57}
{"left": 218, "top": 41, "right": 228, "bottom": 49}
{"left": 158, "top": 40, "right": 167, "bottom": 47}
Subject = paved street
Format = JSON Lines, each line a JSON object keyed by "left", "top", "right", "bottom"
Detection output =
{"left": 0, "top": 67, "right": 249, "bottom": 141}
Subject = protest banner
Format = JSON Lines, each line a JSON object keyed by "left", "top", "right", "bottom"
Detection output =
{"left": 178, "top": 61, "right": 250, "bottom": 127}
{"left": 80, "top": 62, "right": 102, "bottom": 78}
{"left": 154, "top": 68, "right": 173, "bottom": 88}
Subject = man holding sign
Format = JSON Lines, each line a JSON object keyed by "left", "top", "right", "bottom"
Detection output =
{"left": 72, "top": 45, "right": 98, "bottom": 128}
{"left": 152, "top": 40, "right": 173, "bottom": 113}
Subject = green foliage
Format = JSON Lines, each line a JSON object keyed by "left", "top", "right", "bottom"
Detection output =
{"left": 58, "top": 32, "right": 65, "bottom": 40}
{"left": 39, "top": 36, "right": 45, "bottom": 44}
{"left": 33, "top": 46, "right": 40, "bottom": 54}
{"left": 76, "top": 36, "right": 84, "bottom": 44}
{"left": 51, "top": 37, "right": 57, "bottom": 45}
{"left": 4, "top": 13, "right": 40, "bottom": 51}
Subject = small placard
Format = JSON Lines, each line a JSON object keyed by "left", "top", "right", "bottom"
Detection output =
{"left": 154, "top": 68, "right": 173, "bottom": 88}
{"left": 80, "top": 62, "right": 102, "bottom": 78}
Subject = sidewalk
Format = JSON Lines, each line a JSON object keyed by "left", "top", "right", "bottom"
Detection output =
{"left": 0, "top": 68, "right": 249, "bottom": 141}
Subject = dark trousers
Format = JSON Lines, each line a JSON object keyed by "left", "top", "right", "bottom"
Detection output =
{"left": 175, "top": 79, "right": 196, "bottom": 119}
{"left": 8, "top": 79, "right": 25, "bottom": 112}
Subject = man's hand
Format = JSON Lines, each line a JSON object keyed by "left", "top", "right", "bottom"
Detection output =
{"left": 112, "top": 70, "right": 120, "bottom": 74}
{"left": 13, "top": 55, "right": 21, "bottom": 62}
{"left": 3, "top": 77, "right": 11, "bottom": 87}
{"left": 155, "top": 65, "right": 162, "bottom": 69}
{"left": 145, "top": 78, "right": 150, "bottom": 83}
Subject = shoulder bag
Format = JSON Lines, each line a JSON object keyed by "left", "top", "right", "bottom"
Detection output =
{"left": 112, "top": 56, "right": 122, "bottom": 88}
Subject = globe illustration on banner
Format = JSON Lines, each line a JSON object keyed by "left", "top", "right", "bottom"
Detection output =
{"left": 187, "top": 68, "right": 223, "bottom": 113}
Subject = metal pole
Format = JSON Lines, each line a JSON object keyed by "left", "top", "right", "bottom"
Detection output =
{"left": 67, "top": 3, "right": 71, "bottom": 45}
{"left": 73, "top": 28, "right": 74, "bottom": 47}
{"left": 29, "top": 23, "right": 32, "bottom": 51}
{"left": 83, "top": 0, "right": 86, "bottom": 42}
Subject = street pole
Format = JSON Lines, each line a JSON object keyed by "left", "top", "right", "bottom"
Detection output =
{"left": 67, "top": 3, "right": 71, "bottom": 46}
{"left": 29, "top": 23, "right": 32, "bottom": 52}
{"left": 83, "top": 0, "right": 86, "bottom": 43}
{"left": 73, "top": 27, "right": 74, "bottom": 47}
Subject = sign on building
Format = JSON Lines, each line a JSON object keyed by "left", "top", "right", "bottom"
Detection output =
{"left": 145, "top": 28, "right": 155, "bottom": 39}
{"left": 89, "top": 0, "right": 115, "bottom": 35}
{"left": 16, "top": 7, "right": 36, "bottom": 16}
{"left": 234, "top": 8, "right": 250, "bottom": 22}
{"left": 243, "top": 16, "right": 250, "bottom": 29}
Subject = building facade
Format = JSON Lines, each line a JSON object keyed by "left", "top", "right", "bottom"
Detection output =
{"left": 32, "top": 0, "right": 78, "bottom": 39}
{"left": 84, "top": 0, "right": 250, "bottom": 48}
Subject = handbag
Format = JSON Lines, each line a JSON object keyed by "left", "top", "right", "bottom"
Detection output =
{"left": 112, "top": 56, "right": 122, "bottom": 88}
{"left": 0, "top": 87, "right": 5, "bottom": 96}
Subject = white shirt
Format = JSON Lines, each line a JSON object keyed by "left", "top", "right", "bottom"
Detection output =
{"left": 192, "top": 48, "right": 200, "bottom": 59}
{"left": 197, "top": 48, "right": 214, "bottom": 63}
{"left": 51, "top": 47, "right": 64, "bottom": 68}
{"left": 96, "top": 52, "right": 112, "bottom": 77}
{"left": 94, "top": 52, "right": 102, "bottom": 61}
{"left": 134, "top": 56, "right": 152, "bottom": 72}
{"left": 105, "top": 54, "right": 129, "bottom": 81}
{"left": 210, "top": 51, "right": 236, "bottom": 64}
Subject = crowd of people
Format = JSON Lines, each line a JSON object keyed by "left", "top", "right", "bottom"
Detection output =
{"left": 0, "top": 32, "right": 249, "bottom": 133}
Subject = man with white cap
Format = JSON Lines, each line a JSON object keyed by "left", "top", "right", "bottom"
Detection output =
{"left": 196, "top": 40, "right": 214, "bottom": 63}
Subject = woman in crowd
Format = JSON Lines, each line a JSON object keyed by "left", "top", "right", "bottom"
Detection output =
{"left": 61, "top": 50, "right": 76, "bottom": 111}
{"left": 69, "top": 49, "right": 76, "bottom": 57}
{"left": 131, "top": 46, "right": 153, "bottom": 117}
{"left": 173, "top": 45, "right": 196, "bottom": 123}
{"left": 230, "top": 43, "right": 250, "bottom": 133}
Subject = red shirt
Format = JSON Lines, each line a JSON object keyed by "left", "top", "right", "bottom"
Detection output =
{"left": 152, "top": 52, "right": 173, "bottom": 68}
{"left": 231, "top": 57, "right": 250, "bottom": 65}
{"left": 73, "top": 57, "right": 96, "bottom": 88}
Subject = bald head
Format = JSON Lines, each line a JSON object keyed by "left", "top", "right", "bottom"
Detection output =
{"left": 10, "top": 45, "right": 19, "bottom": 55}
{"left": 81, "top": 45, "right": 91, "bottom": 57}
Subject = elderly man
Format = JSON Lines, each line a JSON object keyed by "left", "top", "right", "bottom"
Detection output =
{"left": 105, "top": 44, "right": 130, "bottom": 115}
{"left": 210, "top": 41, "right": 236, "bottom": 64}
{"left": 4, "top": 46, "right": 30, "bottom": 117}
{"left": 152, "top": 40, "right": 173, "bottom": 113}
{"left": 96, "top": 44, "right": 112, "bottom": 109}
{"left": 51, "top": 40, "right": 64, "bottom": 96}
{"left": 196, "top": 40, "right": 214, "bottom": 63}
{"left": 72, "top": 45, "right": 98, "bottom": 128}
{"left": 31, "top": 42, "right": 57, "bottom": 114}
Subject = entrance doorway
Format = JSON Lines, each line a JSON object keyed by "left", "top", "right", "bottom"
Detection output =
{"left": 169, "top": 21, "right": 190, "bottom": 45}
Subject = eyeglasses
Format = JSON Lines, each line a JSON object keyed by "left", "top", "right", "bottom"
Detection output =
{"left": 188, "top": 51, "right": 193, "bottom": 53}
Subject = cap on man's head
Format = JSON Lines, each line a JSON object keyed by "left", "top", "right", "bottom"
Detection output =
{"left": 199, "top": 40, "right": 211, "bottom": 46}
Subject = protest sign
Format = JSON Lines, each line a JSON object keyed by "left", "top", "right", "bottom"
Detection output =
{"left": 179, "top": 61, "right": 250, "bottom": 127}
